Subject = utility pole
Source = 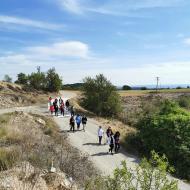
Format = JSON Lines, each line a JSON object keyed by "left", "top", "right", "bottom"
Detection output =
{"left": 37, "top": 66, "right": 41, "bottom": 73}
{"left": 156, "top": 77, "right": 159, "bottom": 92}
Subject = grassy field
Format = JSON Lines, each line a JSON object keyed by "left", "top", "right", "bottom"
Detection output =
{"left": 118, "top": 88, "right": 190, "bottom": 97}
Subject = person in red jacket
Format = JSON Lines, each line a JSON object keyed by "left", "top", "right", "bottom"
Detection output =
{"left": 49, "top": 97, "right": 54, "bottom": 115}
{"left": 60, "top": 102, "right": 65, "bottom": 116}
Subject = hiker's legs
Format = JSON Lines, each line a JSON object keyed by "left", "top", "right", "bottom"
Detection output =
{"left": 83, "top": 124, "right": 86, "bottom": 131}
{"left": 61, "top": 109, "right": 64, "bottom": 116}
{"left": 110, "top": 145, "right": 114, "bottom": 154}
{"left": 99, "top": 136, "right": 102, "bottom": 144}
{"left": 73, "top": 124, "right": 75, "bottom": 132}
{"left": 70, "top": 124, "right": 75, "bottom": 132}
{"left": 77, "top": 123, "right": 80, "bottom": 130}
{"left": 115, "top": 143, "right": 120, "bottom": 152}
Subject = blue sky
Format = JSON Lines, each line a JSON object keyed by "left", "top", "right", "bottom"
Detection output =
{"left": 1, "top": 0, "right": 190, "bottom": 86}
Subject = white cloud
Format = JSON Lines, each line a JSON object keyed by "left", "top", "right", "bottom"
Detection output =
{"left": 55, "top": 0, "right": 185, "bottom": 16}
{"left": 0, "top": 40, "right": 91, "bottom": 68}
{"left": 57, "top": 0, "right": 83, "bottom": 14}
{"left": 183, "top": 38, "right": 190, "bottom": 45}
{"left": 0, "top": 15, "right": 64, "bottom": 30}
{"left": 28, "top": 41, "right": 90, "bottom": 58}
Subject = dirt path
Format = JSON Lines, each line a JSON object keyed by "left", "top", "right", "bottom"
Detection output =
{"left": 0, "top": 91, "right": 189, "bottom": 190}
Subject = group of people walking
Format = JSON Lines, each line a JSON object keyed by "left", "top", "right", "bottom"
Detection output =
{"left": 49, "top": 97, "right": 120, "bottom": 155}
{"left": 49, "top": 97, "right": 70, "bottom": 116}
{"left": 69, "top": 114, "right": 87, "bottom": 132}
{"left": 98, "top": 126, "right": 120, "bottom": 155}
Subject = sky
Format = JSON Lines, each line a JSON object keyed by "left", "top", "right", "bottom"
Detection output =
{"left": 1, "top": 0, "right": 190, "bottom": 86}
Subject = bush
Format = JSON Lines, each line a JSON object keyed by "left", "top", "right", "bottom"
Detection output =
{"left": 3, "top": 74, "right": 12, "bottom": 83}
{"left": 85, "top": 151, "right": 178, "bottom": 190}
{"left": 127, "top": 100, "right": 190, "bottom": 180}
{"left": 82, "top": 74, "right": 122, "bottom": 117}
{"left": 122, "top": 85, "right": 132, "bottom": 90}
{"left": 15, "top": 73, "right": 28, "bottom": 85}
{"left": 141, "top": 86, "right": 147, "bottom": 90}
{"left": 177, "top": 95, "right": 190, "bottom": 109}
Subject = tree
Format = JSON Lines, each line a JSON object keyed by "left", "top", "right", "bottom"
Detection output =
{"left": 3, "top": 75, "right": 12, "bottom": 83}
{"left": 122, "top": 85, "right": 132, "bottom": 90}
{"left": 46, "top": 68, "right": 62, "bottom": 92}
{"left": 85, "top": 151, "right": 178, "bottom": 190}
{"left": 28, "top": 71, "right": 46, "bottom": 90}
{"left": 141, "top": 86, "right": 147, "bottom": 90}
{"left": 82, "top": 74, "right": 122, "bottom": 117}
{"left": 15, "top": 73, "right": 28, "bottom": 85}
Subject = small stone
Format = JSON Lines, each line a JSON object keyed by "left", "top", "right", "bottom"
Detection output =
{"left": 36, "top": 118, "right": 46, "bottom": 126}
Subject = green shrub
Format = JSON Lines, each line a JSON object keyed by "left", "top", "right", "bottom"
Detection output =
{"left": 128, "top": 100, "right": 190, "bottom": 180}
{"left": 177, "top": 95, "right": 190, "bottom": 109}
{"left": 46, "top": 68, "right": 62, "bottom": 92}
{"left": 85, "top": 151, "right": 178, "bottom": 190}
{"left": 82, "top": 74, "right": 122, "bottom": 117}
{"left": 122, "top": 85, "right": 132, "bottom": 90}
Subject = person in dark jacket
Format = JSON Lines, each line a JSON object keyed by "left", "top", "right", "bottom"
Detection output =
{"left": 70, "top": 106, "right": 75, "bottom": 116}
{"left": 70, "top": 116, "right": 75, "bottom": 132}
{"left": 106, "top": 127, "right": 113, "bottom": 144}
{"left": 53, "top": 99, "right": 58, "bottom": 116}
{"left": 114, "top": 131, "right": 120, "bottom": 153}
{"left": 106, "top": 127, "right": 113, "bottom": 137}
{"left": 108, "top": 133, "right": 115, "bottom": 155}
{"left": 82, "top": 115, "right": 87, "bottom": 131}
{"left": 65, "top": 100, "right": 70, "bottom": 111}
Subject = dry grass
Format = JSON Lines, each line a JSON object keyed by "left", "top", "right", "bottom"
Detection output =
{"left": 0, "top": 111, "right": 98, "bottom": 188}
{"left": 119, "top": 89, "right": 190, "bottom": 97}
{"left": 0, "top": 81, "right": 60, "bottom": 108}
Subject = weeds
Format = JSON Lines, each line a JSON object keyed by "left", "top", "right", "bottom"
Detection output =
{"left": 0, "top": 111, "right": 98, "bottom": 188}
{"left": 0, "top": 148, "right": 20, "bottom": 171}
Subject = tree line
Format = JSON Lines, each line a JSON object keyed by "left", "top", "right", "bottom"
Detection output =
{"left": 3, "top": 67, "right": 62, "bottom": 92}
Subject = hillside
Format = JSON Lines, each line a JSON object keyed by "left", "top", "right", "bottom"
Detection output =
{"left": 0, "top": 111, "right": 97, "bottom": 189}
{"left": 0, "top": 82, "right": 54, "bottom": 109}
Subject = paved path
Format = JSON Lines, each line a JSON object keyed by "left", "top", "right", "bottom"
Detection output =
{"left": 0, "top": 91, "right": 189, "bottom": 190}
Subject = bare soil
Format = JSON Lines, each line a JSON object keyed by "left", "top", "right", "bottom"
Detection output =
{"left": 0, "top": 82, "right": 57, "bottom": 109}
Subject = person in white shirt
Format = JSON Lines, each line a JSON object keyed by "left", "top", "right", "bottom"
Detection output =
{"left": 98, "top": 126, "right": 104, "bottom": 145}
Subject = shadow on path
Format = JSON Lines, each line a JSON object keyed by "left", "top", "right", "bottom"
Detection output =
{"left": 91, "top": 152, "right": 109, "bottom": 156}
{"left": 83, "top": 142, "right": 101, "bottom": 146}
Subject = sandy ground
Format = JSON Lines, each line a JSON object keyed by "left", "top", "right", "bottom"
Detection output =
{"left": 0, "top": 91, "right": 189, "bottom": 190}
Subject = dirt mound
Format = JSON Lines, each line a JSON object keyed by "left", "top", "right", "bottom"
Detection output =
{"left": 0, "top": 111, "right": 97, "bottom": 189}
{"left": 0, "top": 82, "right": 23, "bottom": 93}
{"left": 0, "top": 81, "right": 52, "bottom": 109}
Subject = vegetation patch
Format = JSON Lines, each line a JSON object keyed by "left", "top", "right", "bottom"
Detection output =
{"left": 125, "top": 99, "right": 190, "bottom": 180}
{"left": 82, "top": 74, "right": 122, "bottom": 117}
{"left": 0, "top": 112, "right": 98, "bottom": 188}
{"left": 85, "top": 151, "right": 178, "bottom": 190}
